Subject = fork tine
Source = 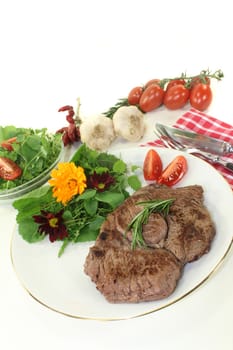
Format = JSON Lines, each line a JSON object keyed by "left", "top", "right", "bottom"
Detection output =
{"left": 154, "top": 130, "right": 168, "bottom": 146}
{"left": 163, "top": 133, "right": 184, "bottom": 149}
{"left": 155, "top": 126, "right": 184, "bottom": 150}
{"left": 163, "top": 137, "right": 180, "bottom": 149}
{"left": 154, "top": 130, "right": 177, "bottom": 149}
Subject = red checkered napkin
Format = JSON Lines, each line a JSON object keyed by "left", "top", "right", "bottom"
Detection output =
{"left": 141, "top": 108, "right": 233, "bottom": 189}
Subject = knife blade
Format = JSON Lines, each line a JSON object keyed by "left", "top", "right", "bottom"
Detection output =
{"left": 155, "top": 123, "right": 233, "bottom": 156}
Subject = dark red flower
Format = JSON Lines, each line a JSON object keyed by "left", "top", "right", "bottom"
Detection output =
{"left": 88, "top": 171, "right": 115, "bottom": 192}
{"left": 33, "top": 209, "right": 68, "bottom": 242}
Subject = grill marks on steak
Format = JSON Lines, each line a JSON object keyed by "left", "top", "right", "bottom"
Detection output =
{"left": 85, "top": 246, "right": 182, "bottom": 303}
{"left": 165, "top": 203, "right": 215, "bottom": 263}
{"left": 84, "top": 184, "right": 216, "bottom": 303}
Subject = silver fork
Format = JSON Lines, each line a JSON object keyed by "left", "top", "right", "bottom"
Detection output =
{"left": 155, "top": 130, "right": 233, "bottom": 173}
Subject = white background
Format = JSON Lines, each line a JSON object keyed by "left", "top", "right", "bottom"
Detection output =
{"left": 1, "top": 1, "right": 233, "bottom": 349}
{"left": 1, "top": 0, "right": 233, "bottom": 127}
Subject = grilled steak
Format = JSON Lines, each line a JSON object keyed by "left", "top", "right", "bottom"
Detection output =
{"left": 84, "top": 184, "right": 216, "bottom": 303}
{"left": 85, "top": 245, "right": 182, "bottom": 303}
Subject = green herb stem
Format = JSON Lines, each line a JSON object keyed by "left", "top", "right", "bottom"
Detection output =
{"left": 103, "top": 98, "right": 129, "bottom": 119}
{"left": 21, "top": 150, "right": 44, "bottom": 177}
{"left": 125, "top": 198, "right": 175, "bottom": 250}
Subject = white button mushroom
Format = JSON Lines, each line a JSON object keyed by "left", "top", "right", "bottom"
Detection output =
{"left": 112, "top": 105, "right": 145, "bottom": 142}
{"left": 80, "top": 114, "right": 116, "bottom": 151}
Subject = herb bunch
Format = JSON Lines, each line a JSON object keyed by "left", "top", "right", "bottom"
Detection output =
{"left": 13, "top": 144, "right": 141, "bottom": 257}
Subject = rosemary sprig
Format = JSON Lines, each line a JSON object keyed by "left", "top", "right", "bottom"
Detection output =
{"left": 103, "top": 98, "right": 130, "bottom": 119}
{"left": 125, "top": 198, "right": 175, "bottom": 249}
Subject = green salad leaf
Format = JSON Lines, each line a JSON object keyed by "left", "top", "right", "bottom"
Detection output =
{"left": 13, "top": 144, "right": 142, "bottom": 257}
{"left": 0, "top": 126, "right": 62, "bottom": 190}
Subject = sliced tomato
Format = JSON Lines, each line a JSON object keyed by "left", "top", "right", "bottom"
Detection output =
{"left": 143, "top": 149, "right": 162, "bottom": 181}
{"left": 158, "top": 155, "right": 187, "bottom": 186}
{"left": 0, "top": 136, "right": 17, "bottom": 151}
{"left": 0, "top": 156, "right": 22, "bottom": 180}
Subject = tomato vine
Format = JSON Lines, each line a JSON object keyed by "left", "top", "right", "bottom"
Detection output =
{"left": 103, "top": 69, "right": 224, "bottom": 117}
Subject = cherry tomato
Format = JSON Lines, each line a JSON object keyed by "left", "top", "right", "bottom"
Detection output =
{"left": 0, "top": 156, "right": 22, "bottom": 180}
{"left": 163, "top": 84, "right": 190, "bottom": 110}
{"left": 139, "top": 85, "right": 165, "bottom": 112}
{"left": 143, "top": 149, "right": 162, "bottom": 181}
{"left": 1, "top": 137, "right": 17, "bottom": 151}
{"left": 158, "top": 155, "right": 187, "bottom": 186}
{"left": 166, "top": 79, "right": 185, "bottom": 90}
{"left": 190, "top": 83, "right": 212, "bottom": 111}
{"left": 145, "top": 79, "right": 161, "bottom": 88}
{"left": 190, "top": 76, "right": 210, "bottom": 88}
{"left": 128, "top": 86, "right": 144, "bottom": 105}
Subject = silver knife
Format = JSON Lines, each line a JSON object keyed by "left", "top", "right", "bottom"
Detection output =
{"left": 155, "top": 123, "right": 233, "bottom": 156}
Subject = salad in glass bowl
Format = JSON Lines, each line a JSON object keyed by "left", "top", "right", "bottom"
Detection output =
{"left": 0, "top": 125, "right": 63, "bottom": 201}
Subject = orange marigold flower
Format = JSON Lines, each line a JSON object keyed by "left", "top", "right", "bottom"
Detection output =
{"left": 48, "top": 162, "right": 87, "bottom": 205}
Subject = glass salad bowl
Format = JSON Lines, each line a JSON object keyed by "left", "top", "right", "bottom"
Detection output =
{"left": 0, "top": 126, "right": 64, "bottom": 202}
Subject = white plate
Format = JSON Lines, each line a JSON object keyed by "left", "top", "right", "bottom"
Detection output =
{"left": 11, "top": 147, "right": 233, "bottom": 320}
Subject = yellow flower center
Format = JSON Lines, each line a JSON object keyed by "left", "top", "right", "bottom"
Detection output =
{"left": 98, "top": 183, "right": 105, "bottom": 189}
{"left": 49, "top": 217, "right": 58, "bottom": 228}
{"left": 68, "top": 178, "right": 78, "bottom": 190}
